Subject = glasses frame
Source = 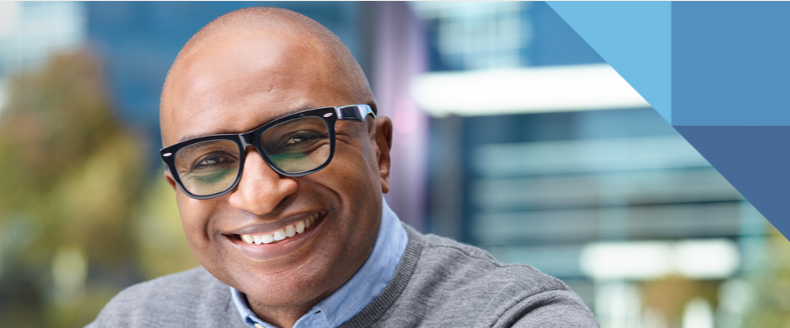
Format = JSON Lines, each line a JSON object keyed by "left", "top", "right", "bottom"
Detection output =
{"left": 160, "top": 104, "right": 376, "bottom": 199}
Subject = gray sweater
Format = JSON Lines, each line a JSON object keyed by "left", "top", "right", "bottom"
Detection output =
{"left": 88, "top": 226, "right": 599, "bottom": 327}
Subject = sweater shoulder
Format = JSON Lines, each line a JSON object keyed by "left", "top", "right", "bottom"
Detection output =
{"left": 415, "top": 231, "right": 568, "bottom": 292}
{"left": 88, "top": 267, "right": 243, "bottom": 328}
{"left": 368, "top": 227, "right": 598, "bottom": 327}
{"left": 106, "top": 267, "right": 220, "bottom": 306}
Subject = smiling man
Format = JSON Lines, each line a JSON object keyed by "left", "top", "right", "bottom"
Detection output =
{"left": 88, "top": 7, "right": 598, "bottom": 328}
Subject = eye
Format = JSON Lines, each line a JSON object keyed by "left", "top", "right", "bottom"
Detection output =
{"left": 283, "top": 131, "right": 321, "bottom": 145}
{"left": 192, "top": 152, "right": 236, "bottom": 170}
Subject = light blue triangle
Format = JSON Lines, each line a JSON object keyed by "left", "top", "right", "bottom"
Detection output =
{"left": 547, "top": 1, "right": 672, "bottom": 124}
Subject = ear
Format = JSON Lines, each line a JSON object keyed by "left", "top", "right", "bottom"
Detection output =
{"left": 370, "top": 116, "right": 393, "bottom": 194}
{"left": 164, "top": 169, "right": 178, "bottom": 191}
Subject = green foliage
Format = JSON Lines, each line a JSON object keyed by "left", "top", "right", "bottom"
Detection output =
{"left": 134, "top": 173, "right": 200, "bottom": 281}
{"left": 742, "top": 227, "right": 790, "bottom": 328}
{"left": 0, "top": 51, "right": 198, "bottom": 328}
{"left": 0, "top": 50, "right": 142, "bottom": 262}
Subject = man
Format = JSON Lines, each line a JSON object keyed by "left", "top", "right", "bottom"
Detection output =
{"left": 89, "top": 7, "right": 598, "bottom": 328}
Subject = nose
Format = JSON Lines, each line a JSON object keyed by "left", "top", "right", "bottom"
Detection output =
{"left": 227, "top": 147, "right": 298, "bottom": 215}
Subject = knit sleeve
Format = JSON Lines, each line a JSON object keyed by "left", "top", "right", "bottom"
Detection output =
{"left": 498, "top": 289, "right": 600, "bottom": 328}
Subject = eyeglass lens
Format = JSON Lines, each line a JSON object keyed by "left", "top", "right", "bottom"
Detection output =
{"left": 174, "top": 116, "right": 331, "bottom": 196}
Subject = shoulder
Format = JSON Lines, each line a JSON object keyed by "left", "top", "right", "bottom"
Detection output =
{"left": 413, "top": 231, "right": 569, "bottom": 295}
{"left": 87, "top": 267, "right": 244, "bottom": 328}
{"left": 371, "top": 227, "right": 599, "bottom": 327}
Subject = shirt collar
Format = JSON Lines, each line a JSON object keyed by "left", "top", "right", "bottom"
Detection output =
{"left": 231, "top": 198, "right": 408, "bottom": 328}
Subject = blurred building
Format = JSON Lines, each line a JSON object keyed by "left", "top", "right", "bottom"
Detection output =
{"left": 412, "top": 2, "right": 766, "bottom": 328}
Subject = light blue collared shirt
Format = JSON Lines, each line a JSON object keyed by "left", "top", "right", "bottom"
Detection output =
{"left": 231, "top": 199, "right": 408, "bottom": 328}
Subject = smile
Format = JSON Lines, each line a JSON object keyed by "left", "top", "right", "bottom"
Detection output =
{"left": 238, "top": 213, "right": 322, "bottom": 245}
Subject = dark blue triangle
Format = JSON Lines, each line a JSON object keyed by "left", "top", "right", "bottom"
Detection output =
{"left": 674, "top": 126, "right": 790, "bottom": 232}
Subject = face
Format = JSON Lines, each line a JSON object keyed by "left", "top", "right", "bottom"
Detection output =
{"left": 161, "top": 31, "right": 392, "bottom": 317}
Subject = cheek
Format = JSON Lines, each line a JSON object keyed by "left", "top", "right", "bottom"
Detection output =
{"left": 326, "top": 141, "right": 383, "bottom": 230}
{"left": 330, "top": 146, "right": 379, "bottom": 196}
{"left": 175, "top": 193, "right": 215, "bottom": 248}
{"left": 340, "top": 133, "right": 381, "bottom": 185}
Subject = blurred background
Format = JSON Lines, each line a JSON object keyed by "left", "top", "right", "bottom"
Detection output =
{"left": 0, "top": 2, "right": 787, "bottom": 328}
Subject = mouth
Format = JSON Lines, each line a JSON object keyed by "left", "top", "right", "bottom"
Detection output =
{"left": 224, "top": 211, "right": 327, "bottom": 261}
{"left": 236, "top": 212, "right": 323, "bottom": 245}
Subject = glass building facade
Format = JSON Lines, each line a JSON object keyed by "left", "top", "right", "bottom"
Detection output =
{"left": 415, "top": 2, "right": 765, "bottom": 327}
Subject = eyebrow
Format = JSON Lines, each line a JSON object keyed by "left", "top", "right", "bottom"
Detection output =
{"left": 178, "top": 130, "right": 236, "bottom": 143}
{"left": 175, "top": 102, "right": 320, "bottom": 143}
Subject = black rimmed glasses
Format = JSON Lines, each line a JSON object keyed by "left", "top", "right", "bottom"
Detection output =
{"left": 160, "top": 104, "right": 375, "bottom": 199}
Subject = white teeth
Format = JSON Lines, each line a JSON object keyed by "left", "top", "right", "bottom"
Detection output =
{"left": 273, "top": 229, "right": 286, "bottom": 241}
{"left": 261, "top": 233, "right": 274, "bottom": 244}
{"left": 285, "top": 225, "right": 296, "bottom": 237}
{"left": 242, "top": 234, "right": 253, "bottom": 244}
{"left": 308, "top": 214, "right": 317, "bottom": 226}
{"left": 241, "top": 213, "right": 321, "bottom": 245}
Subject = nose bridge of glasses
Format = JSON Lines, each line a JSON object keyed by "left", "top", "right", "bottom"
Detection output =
{"left": 239, "top": 132, "right": 255, "bottom": 148}
{"left": 236, "top": 132, "right": 264, "bottom": 167}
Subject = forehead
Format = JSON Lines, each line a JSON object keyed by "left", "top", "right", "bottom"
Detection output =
{"left": 161, "top": 32, "right": 349, "bottom": 146}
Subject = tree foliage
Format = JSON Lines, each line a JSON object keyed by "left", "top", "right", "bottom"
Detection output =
{"left": 0, "top": 50, "right": 148, "bottom": 327}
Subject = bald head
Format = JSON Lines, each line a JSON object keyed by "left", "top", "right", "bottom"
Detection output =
{"left": 184, "top": 8, "right": 340, "bottom": 53}
{"left": 161, "top": 7, "right": 376, "bottom": 140}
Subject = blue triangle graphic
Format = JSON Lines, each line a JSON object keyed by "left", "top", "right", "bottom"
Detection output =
{"left": 674, "top": 126, "right": 790, "bottom": 228}
{"left": 547, "top": 1, "right": 672, "bottom": 124}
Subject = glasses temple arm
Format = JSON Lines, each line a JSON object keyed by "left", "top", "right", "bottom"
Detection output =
{"left": 335, "top": 104, "right": 376, "bottom": 121}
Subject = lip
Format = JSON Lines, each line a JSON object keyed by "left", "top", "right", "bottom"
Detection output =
{"left": 223, "top": 212, "right": 326, "bottom": 261}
